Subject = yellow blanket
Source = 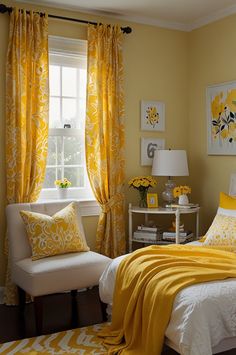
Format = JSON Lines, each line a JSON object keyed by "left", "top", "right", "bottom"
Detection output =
{"left": 100, "top": 245, "right": 236, "bottom": 355}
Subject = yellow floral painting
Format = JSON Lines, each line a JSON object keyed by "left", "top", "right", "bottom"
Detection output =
{"left": 141, "top": 100, "right": 165, "bottom": 131}
{"left": 207, "top": 81, "right": 236, "bottom": 155}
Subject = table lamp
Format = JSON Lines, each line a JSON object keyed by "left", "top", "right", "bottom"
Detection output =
{"left": 152, "top": 149, "right": 189, "bottom": 205}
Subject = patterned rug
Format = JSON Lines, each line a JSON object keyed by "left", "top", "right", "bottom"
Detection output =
{"left": 0, "top": 323, "right": 108, "bottom": 354}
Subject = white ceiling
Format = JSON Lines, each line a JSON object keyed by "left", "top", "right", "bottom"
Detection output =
{"left": 21, "top": 0, "right": 236, "bottom": 31}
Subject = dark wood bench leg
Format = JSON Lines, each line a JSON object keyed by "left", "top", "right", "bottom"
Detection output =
{"left": 34, "top": 296, "right": 43, "bottom": 335}
{"left": 99, "top": 299, "right": 107, "bottom": 322}
{"left": 71, "top": 290, "right": 78, "bottom": 328}
{"left": 17, "top": 287, "right": 26, "bottom": 338}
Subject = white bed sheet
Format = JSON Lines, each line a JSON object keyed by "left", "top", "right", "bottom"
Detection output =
{"left": 99, "top": 242, "right": 236, "bottom": 355}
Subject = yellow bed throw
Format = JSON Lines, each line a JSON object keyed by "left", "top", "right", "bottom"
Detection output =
{"left": 100, "top": 244, "right": 236, "bottom": 355}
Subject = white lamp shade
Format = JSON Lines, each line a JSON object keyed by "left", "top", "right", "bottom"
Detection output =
{"left": 152, "top": 150, "right": 189, "bottom": 177}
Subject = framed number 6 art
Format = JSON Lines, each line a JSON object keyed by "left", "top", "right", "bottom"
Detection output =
{"left": 207, "top": 81, "right": 236, "bottom": 155}
{"left": 141, "top": 137, "right": 165, "bottom": 166}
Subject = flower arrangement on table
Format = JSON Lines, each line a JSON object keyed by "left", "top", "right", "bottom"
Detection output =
{"left": 128, "top": 176, "right": 157, "bottom": 208}
{"left": 173, "top": 185, "right": 191, "bottom": 205}
{"left": 54, "top": 178, "right": 72, "bottom": 189}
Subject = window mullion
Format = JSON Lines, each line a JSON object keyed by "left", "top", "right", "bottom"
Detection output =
{"left": 60, "top": 65, "right": 63, "bottom": 128}
{"left": 62, "top": 136, "right": 65, "bottom": 179}
{"left": 55, "top": 137, "right": 58, "bottom": 180}
{"left": 77, "top": 68, "right": 80, "bottom": 129}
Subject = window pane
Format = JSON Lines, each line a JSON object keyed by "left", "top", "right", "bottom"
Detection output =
{"left": 79, "top": 69, "right": 86, "bottom": 98}
{"left": 43, "top": 167, "right": 62, "bottom": 188}
{"left": 43, "top": 168, "right": 56, "bottom": 188}
{"left": 64, "top": 136, "right": 83, "bottom": 165}
{"left": 47, "top": 136, "right": 63, "bottom": 166}
{"left": 47, "top": 137, "right": 57, "bottom": 165}
{"left": 62, "top": 67, "right": 77, "bottom": 97}
{"left": 62, "top": 98, "right": 77, "bottom": 126}
{"left": 49, "top": 97, "right": 61, "bottom": 128}
{"left": 64, "top": 167, "right": 85, "bottom": 188}
{"left": 78, "top": 99, "right": 86, "bottom": 129}
{"left": 49, "top": 65, "right": 60, "bottom": 96}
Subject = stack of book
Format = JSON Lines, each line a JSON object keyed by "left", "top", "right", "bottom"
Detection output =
{"left": 133, "top": 225, "right": 161, "bottom": 242}
{"left": 162, "top": 230, "right": 193, "bottom": 243}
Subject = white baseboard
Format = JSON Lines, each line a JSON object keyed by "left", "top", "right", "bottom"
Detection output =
{"left": 0, "top": 287, "right": 4, "bottom": 304}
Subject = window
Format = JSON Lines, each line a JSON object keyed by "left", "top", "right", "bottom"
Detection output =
{"left": 39, "top": 36, "right": 94, "bottom": 200}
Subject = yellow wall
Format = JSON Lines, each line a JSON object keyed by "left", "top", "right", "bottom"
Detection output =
{"left": 188, "top": 15, "right": 236, "bottom": 233}
{"left": 0, "top": 0, "right": 189, "bottom": 285}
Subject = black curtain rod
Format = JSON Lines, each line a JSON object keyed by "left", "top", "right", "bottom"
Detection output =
{"left": 0, "top": 3, "right": 132, "bottom": 34}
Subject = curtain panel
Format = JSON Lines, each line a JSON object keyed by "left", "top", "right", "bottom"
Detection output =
{"left": 86, "top": 24, "right": 126, "bottom": 258}
{"left": 4, "top": 9, "right": 49, "bottom": 305}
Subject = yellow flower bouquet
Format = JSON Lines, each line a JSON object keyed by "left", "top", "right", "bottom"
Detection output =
{"left": 173, "top": 185, "right": 191, "bottom": 198}
{"left": 128, "top": 176, "right": 157, "bottom": 207}
{"left": 173, "top": 185, "right": 191, "bottom": 205}
{"left": 54, "top": 178, "right": 72, "bottom": 189}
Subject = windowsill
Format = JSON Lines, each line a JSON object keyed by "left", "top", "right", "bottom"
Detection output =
{"left": 36, "top": 198, "right": 100, "bottom": 217}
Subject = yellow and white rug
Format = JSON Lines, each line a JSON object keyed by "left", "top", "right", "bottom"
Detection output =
{"left": 0, "top": 323, "right": 108, "bottom": 354}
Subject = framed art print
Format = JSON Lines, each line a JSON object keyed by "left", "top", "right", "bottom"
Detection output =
{"left": 207, "top": 81, "right": 236, "bottom": 155}
{"left": 141, "top": 137, "right": 165, "bottom": 166}
{"left": 141, "top": 100, "right": 165, "bottom": 131}
{"left": 147, "top": 193, "right": 158, "bottom": 208}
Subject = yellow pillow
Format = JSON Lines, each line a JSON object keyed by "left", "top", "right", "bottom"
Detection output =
{"left": 219, "top": 192, "right": 236, "bottom": 210}
{"left": 203, "top": 214, "right": 236, "bottom": 246}
{"left": 20, "top": 202, "right": 90, "bottom": 260}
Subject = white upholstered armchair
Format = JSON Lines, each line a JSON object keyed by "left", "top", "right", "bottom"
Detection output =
{"left": 6, "top": 200, "right": 111, "bottom": 335}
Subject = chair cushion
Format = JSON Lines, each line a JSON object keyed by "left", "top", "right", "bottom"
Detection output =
{"left": 20, "top": 202, "right": 89, "bottom": 260}
{"left": 13, "top": 251, "right": 111, "bottom": 296}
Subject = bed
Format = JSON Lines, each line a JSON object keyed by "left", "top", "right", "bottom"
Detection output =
{"left": 99, "top": 242, "right": 236, "bottom": 355}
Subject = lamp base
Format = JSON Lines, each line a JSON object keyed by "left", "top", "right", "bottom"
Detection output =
{"left": 162, "top": 179, "right": 176, "bottom": 206}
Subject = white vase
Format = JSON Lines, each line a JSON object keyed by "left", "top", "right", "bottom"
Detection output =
{"left": 178, "top": 194, "right": 189, "bottom": 205}
{"left": 57, "top": 188, "right": 68, "bottom": 199}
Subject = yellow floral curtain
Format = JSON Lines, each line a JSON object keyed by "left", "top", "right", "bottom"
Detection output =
{"left": 4, "top": 9, "right": 49, "bottom": 305}
{"left": 86, "top": 24, "right": 126, "bottom": 258}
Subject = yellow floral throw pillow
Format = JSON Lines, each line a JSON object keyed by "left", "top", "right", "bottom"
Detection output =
{"left": 203, "top": 214, "right": 236, "bottom": 246}
{"left": 20, "top": 203, "right": 90, "bottom": 260}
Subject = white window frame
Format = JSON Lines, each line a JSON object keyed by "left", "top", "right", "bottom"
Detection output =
{"left": 38, "top": 36, "right": 97, "bottom": 210}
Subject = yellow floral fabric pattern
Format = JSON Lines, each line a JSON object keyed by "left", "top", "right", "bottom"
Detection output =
{"left": 20, "top": 203, "right": 89, "bottom": 260}
{"left": 6, "top": 9, "right": 49, "bottom": 204}
{"left": 5, "top": 9, "right": 49, "bottom": 304}
{"left": 204, "top": 214, "right": 236, "bottom": 245}
{"left": 86, "top": 24, "right": 126, "bottom": 258}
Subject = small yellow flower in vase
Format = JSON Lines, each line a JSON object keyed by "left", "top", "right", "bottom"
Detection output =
{"left": 173, "top": 185, "right": 191, "bottom": 205}
{"left": 54, "top": 178, "right": 72, "bottom": 199}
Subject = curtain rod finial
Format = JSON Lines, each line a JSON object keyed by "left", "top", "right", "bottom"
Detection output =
{"left": 0, "top": 4, "right": 11, "bottom": 13}
{"left": 122, "top": 26, "right": 132, "bottom": 34}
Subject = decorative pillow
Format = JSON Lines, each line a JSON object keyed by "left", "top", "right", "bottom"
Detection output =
{"left": 20, "top": 202, "right": 90, "bottom": 260}
{"left": 203, "top": 214, "right": 236, "bottom": 246}
{"left": 216, "top": 192, "right": 236, "bottom": 217}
